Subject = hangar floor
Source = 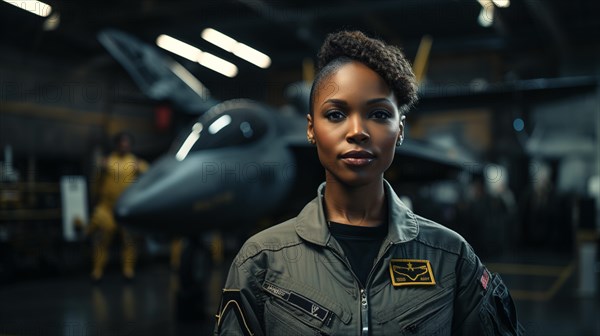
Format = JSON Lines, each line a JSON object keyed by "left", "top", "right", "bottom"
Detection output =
{"left": 0, "top": 249, "right": 598, "bottom": 336}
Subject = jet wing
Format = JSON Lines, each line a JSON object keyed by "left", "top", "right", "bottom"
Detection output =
{"left": 391, "top": 138, "right": 481, "bottom": 181}
{"left": 285, "top": 133, "right": 479, "bottom": 180}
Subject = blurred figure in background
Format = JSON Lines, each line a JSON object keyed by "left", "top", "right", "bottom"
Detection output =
{"left": 519, "top": 160, "right": 570, "bottom": 251}
{"left": 483, "top": 165, "right": 518, "bottom": 256}
{"left": 86, "top": 132, "right": 148, "bottom": 281}
{"left": 459, "top": 165, "right": 517, "bottom": 259}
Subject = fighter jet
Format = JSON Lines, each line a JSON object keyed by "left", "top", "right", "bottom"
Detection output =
{"left": 99, "top": 29, "right": 476, "bottom": 235}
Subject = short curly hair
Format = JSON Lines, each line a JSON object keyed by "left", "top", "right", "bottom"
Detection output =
{"left": 309, "top": 31, "right": 418, "bottom": 115}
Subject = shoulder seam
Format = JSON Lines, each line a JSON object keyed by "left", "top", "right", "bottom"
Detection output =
{"left": 411, "top": 216, "right": 473, "bottom": 262}
{"left": 235, "top": 240, "right": 305, "bottom": 266}
{"left": 412, "top": 238, "right": 462, "bottom": 257}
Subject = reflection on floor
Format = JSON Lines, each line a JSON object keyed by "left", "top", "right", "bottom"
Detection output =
{"left": 0, "top": 250, "right": 598, "bottom": 336}
{"left": 0, "top": 265, "right": 219, "bottom": 336}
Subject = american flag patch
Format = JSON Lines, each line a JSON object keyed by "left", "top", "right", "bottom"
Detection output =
{"left": 480, "top": 269, "right": 490, "bottom": 290}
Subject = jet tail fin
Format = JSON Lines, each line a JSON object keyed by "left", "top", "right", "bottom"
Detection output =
{"left": 98, "top": 29, "right": 218, "bottom": 114}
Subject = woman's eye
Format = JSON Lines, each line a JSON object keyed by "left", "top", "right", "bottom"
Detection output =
{"left": 325, "top": 110, "right": 345, "bottom": 121}
{"left": 371, "top": 110, "right": 391, "bottom": 119}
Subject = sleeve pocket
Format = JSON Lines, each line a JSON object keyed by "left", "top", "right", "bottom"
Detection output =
{"left": 264, "top": 297, "right": 325, "bottom": 335}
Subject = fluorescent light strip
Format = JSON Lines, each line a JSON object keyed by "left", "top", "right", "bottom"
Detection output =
{"left": 198, "top": 52, "right": 238, "bottom": 78}
{"left": 156, "top": 34, "right": 201, "bottom": 62}
{"left": 3, "top": 0, "right": 52, "bottom": 17}
{"left": 208, "top": 115, "right": 232, "bottom": 134}
{"left": 175, "top": 123, "right": 203, "bottom": 161}
{"left": 202, "top": 28, "right": 271, "bottom": 69}
{"left": 202, "top": 28, "right": 237, "bottom": 52}
{"left": 478, "top": 6, "right": 494, "bottom": 27}
{"left": 492, "top": 0, "right": 510, "bottom": 8}
{"left": 156, "top": 34, "right": 238, "bottom": 78}
{"left": 477, "top": 0, "right": 494, "bottom": 27}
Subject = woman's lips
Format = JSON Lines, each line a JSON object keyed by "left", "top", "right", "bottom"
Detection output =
{"left": 340, "top": 150, "right": 375, "bottom": 167}
{"left": 341, "top": 157, "right": 374, "bottom": 166}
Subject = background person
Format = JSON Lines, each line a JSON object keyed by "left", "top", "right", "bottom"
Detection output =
{"left": 86, "top": 131, "right": 148, "bottom": 282}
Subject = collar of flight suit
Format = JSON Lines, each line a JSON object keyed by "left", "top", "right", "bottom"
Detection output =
{"left": 294, "top": 179, "right": 419, "bottom": 246}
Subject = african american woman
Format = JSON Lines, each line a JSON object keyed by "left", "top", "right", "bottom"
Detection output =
{"left": 214, "top": 31, "right": 523, "bottom": 336}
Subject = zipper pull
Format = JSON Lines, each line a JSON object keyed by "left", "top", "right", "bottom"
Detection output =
{"left": 360, "top": 289, "right": 369, "bottom": 336}
{"left": 361, "top": 289, "right": 368, "bottom": 307}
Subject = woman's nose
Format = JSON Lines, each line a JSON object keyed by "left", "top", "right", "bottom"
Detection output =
{"left": 346, "top": 114, "right": 369, "bottom": 144}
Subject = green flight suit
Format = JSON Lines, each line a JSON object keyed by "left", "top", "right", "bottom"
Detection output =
{"left": 215, "top": 180, "right": 523, "bottom": 335}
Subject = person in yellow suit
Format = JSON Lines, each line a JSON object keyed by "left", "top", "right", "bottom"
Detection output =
{"left": 88, "top": 132, "right": 148, "bottom": 282}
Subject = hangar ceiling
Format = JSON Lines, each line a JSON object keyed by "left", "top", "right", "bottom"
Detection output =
{"left": 0, "top": 0, "right": 598, "bottom": 160}
{"left": 1, "top": 0, "right": 599, "bottom": 85}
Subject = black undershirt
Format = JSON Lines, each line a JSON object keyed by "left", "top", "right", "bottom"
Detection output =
{"left": 328, "top": 221, "right": 388, "bottom": 287}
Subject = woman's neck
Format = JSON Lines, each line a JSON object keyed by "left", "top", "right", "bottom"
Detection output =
{"left": 323, "top": 174, "right": 386, "bottom": 227}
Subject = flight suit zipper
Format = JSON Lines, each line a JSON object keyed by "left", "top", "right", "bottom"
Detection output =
{"left": 327, "top": 240, "right": 394, "bottom": 336}
{"left": 362, "top": 240, "right": 394, "bottom": 336}
{"left": 360, "top": 288, "right": 369, "bottom": 336}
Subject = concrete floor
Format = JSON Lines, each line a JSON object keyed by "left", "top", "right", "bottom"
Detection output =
{"left": 0, "top": 250, "right": 598, "bottom": 336}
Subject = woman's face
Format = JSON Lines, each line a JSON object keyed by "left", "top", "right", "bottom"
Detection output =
{"left": 307, "top": 61, "right": 403, "bottom": 187}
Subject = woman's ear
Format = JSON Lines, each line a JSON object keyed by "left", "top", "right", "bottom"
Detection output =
{"left": 396, "top": 115, "right": 405, "bottom": 146}
{"left": 399, "top": 115, "right": 406, "bottom": 137}
{"left": 306, "top": 114, "right": 315, "bottom": 142}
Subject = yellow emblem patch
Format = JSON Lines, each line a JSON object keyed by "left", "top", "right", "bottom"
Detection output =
{"left": 389, "top": 259, "right": 436, "bottom": 287}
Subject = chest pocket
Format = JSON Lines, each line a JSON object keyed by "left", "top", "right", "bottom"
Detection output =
{"left": 261, "top": 270, "right": 352, "bottom": 336}
{"left": 373, "top": 274, "right": 455, "bottom": 336}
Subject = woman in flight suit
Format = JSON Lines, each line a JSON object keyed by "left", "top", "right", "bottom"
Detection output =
{"left": 215, "top": 31, "right": 523, "bottom": 335}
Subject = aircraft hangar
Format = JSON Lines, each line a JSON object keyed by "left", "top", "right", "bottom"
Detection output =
{"left": 0, "top": 0, "right": 599, "bottom": 335}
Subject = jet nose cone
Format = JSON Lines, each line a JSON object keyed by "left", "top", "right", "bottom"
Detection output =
{"left": 114, "top": 188, "right": 143, "bottom": 223}
{"left": 114, "top": 156, "right": 176, "bottom": 224}
{"left": 114, "top": 197, "right": 132, "bottom": 221}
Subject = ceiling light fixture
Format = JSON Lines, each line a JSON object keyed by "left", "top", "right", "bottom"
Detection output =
{"left": 3, "top": 0, "right": 52, "bottom": 17}
{"left": 156, "top": 34, "right": 238, "bottom": 78}
{"left": 201, "top": 28, "right": 271, "bottom": 69}
{"left": 492, "top": 0, "right": 510, "bottom": 8}
{"left": 477, "top": 0, "right": 495, "bottom": 27}
{"left": 175, "top": 123, "right": 203, "bottom": 161}
{"left": 42, "top": 12, "right": 60, "bottom": 31}
{"left": 208, "top": 115, "right": 232, "bottom": 134}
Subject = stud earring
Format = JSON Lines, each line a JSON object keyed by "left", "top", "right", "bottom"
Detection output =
{"left": 396, "top": 136, "right": 403, "bottom": 147}
{"left": 307, "top": 137, "right": 315, "bottom": 145}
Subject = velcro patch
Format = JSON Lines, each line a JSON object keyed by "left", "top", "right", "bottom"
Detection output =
{"left": 389, "top": 259, "right": 436, "bottom": 287}
{"left": 263, "top": 282, "right": 331, "bottom": 322}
